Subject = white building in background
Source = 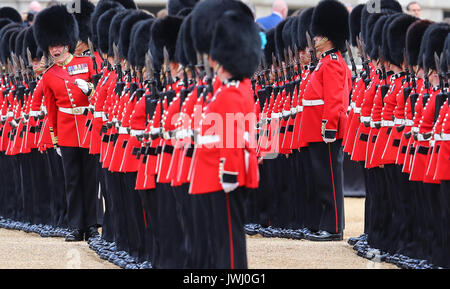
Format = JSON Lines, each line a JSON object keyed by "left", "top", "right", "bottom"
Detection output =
{"left": 1, "top": 0, "right": 449, "bottom": 22}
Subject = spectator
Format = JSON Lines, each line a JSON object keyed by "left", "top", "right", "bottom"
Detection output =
{"left": 406, "top": 1, "right": 421, "bottom": 18}
{"left": 256, "top": 0, "right": 288, "bottom": 30}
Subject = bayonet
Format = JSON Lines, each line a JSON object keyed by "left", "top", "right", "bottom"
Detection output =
{"left": 163, "top": 46, "right": 172, "bottom": 87}
{"left": 87, "top": 38, "right": 98, "bottom": 72}
{"left": 272, "top": 52, "right": 279, "bottom": 83}
{"left": 145, "top": 49, "right": 154, "bottom": 81}
{"left": 378, "top": 46, "right": 387, "bottom": 85}
{"left": 288, "top": 47, "right": 294, "bottom": 80}
{"left": 112, "top": 43, "right": 122, "bottom": 80}
{"left": 306, "top": 31, "right": 318, "bottom": 72}
{"left": 346, "top": 40, "right": 357, "bottom": 79}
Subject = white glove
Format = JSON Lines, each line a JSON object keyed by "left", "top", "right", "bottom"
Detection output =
{"left": 56, "top": 147, "right": 62, "bottom": 157}
{"left": 74, "top": 79, "right": 90, "bottom": 94}
{"left": 323, "top": 136, "right": 336, "bottom": 143}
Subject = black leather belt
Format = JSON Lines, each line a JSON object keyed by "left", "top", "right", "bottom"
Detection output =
{"left": 163, "top": 145, "right": 174, "bottom": 154}
{"left": 409, "top": 146, "right": 415, "bottom": 155}
{"left": 279, "top": 126, "right": 286, "bottom": 134}
{"left": 359, "top": 133, "right": 369, "bottom": 142}
{"left": 287, "top": 125, "right": 294, "bottom": 132}
{"left": 416, "top": 146, "right": 429, "bottom": 155}
{"left": 131, "top": 147, "right": 140, "bottom": 155}
{"left": 371, "top": 135, "right": 377, "bottom": 143}
{"left": 102, "top": 134, "right": 109, "bottom": 143}
{"left": 393, "top": 139, "right": 401, "bottom": 147}
{"left": 435, "top": 145, "right": 440, "bottom": 154}
{"left": 401, "top": 146, "right": 407, "bottom": 154}
{"left": 185, "top": 147, "right": 194, "bottom": 157}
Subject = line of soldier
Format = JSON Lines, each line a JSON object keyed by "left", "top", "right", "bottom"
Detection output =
{"left": 0, "top": 0, "right": 265, "bottom": 269}
{"left": 342, "top": 1, "right": 449, "bottom": 269}
{"left": 246, "top": 0, "right": 450, "bottom": 269}
{"left": 0, "top": 0, "right": 355, "bottom": 269}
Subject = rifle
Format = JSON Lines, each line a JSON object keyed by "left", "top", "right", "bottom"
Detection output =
{"left": 202, "top": 53, "right": 213, "bottom": 102}
{"left": 378, "top": 47, "right": 389, "bottom": 100}
{"left": 357, "top": 35, "right": 371, "bottom": 84}
{"left": 346, "top": 40, "right": 357, "bottom": 79}
{"left": 88, "top": 38, "right": 101, "bottom": 87}
{"left": 163, "top": 46, "right": 173, "bottom": 88}
{"left": 112, "top": 43, "right": 125, "bottom": 96}
{"left": 434, "top": 52, "right": 447, "bottom": 122}
{"left": 422, "top": 55, "right": 431, "bottom": 107}
{"left": 306, "top": 31, "right": 318, "bottom": 72}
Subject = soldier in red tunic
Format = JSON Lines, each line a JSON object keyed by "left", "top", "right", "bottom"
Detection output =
{"left": 34, "top": 5, "right": 99, "bottom": 242}
{"left": 189, "top": 0, "right": 260, "bottom": 269}
{"left": 298, "top": 0, "right": 352, "bottom": 241}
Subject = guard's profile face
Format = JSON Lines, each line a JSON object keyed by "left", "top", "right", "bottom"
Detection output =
{"left": 49, "top": 45, "right": 65, "bottom": 59}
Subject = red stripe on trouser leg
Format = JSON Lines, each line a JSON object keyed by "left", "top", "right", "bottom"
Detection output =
{"left": 142, "top": 207, "right": 147, "bottom": 229}
{"left": 328, "top": 143, "right": 338, "bottom": 234}
{"left": 226, "top": 193, "right": 234, "bottom": 269}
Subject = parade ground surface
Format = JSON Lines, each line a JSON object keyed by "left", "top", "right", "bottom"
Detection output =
{"left": 0, "top": 198, "right": 396, "bottom": 269}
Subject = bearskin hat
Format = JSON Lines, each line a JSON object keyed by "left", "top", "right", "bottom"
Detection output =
{"left": 406, "top": 19, "right": 432, "bottom": 67}
{"left": 108, "top": 9, "right": 132, "bottom": 57}
{"left": 281, "top": 17, "right": 294, "bottom": 52}
{"left": 0, "top": 18, "right": 13, "bottom": 32}
{"left": 360, "top": 0, "right": 402, "bottom": 44}
{"left": 349, "top": 4, "right": 364, "bottom": 46}
{"left": 90, "top": 0, "right": 125, "bottom": 49}
{"left": 175, "top": 16, "right": 190, "bottom": 66}
{"left": 114, "top": 0, "right": 137, "bottom": 9}
{"left": 419, "top": 23, "right": 450, "bottom": 70}
{"left": 97, "top": 8, "right": 121, "bottom": 55}
{"left": 387, "top": 14, "right": 417, "bottom": 67}
{"left": 290, "top": 14, "right": 300, "bottom": 49}
{"left": 0, "top": 7, "right": 23, "bottom": 23}
{"left": 22, "top": 27, "right": 39, "bottom": 63}
{"left": 180, "top": 14, "right": 197, "bottom": 65}
{"left": 149, "top": 16, "right": 183, "bottom": 70}
{"left": 0, "top": 26, "right": 20, "bottom": 63}
{"left": 33, "top": 4, "right": 79, "bottom": 54}
{"left": 210, "top": 9, "right": 261, "bottom": 80}
{"left": 14, "top": 28, "right": 27, "bottom": 58}
{"left": 297, "top": 7, "right": 314, "bottom": 51}
{"left": 365, "top": 12, "right": 384, "bottom": 59}
{"left": 368, "top": 14, "right": 389, "bottom": 60}
{"left": 311, "top": 0, "right": 349, "bottom": 52}
{"left": 8, "top": 29, "right": 21, "bottom": 58}
{"left": 274, "top": 18, "right": 287, "bottom": 60}
{"left": 118, "top": 10, "right": 153, "bottom": 60}
{"left": 129, "top": 18, "right": 155, "bottom": 67}
{"left": 190, "top": 0, "right": 253, "bottom": 54}
{"left": 263, "top": 28, "right": 276, "bottom": 66}
{"left": 381, "top": 13, "right": 401, "bottom": 64}
{"left": 168, "top": 0, "right": 199, "bottom": 16}
{"left": 74, "top": 0, "right": 95, "bottom": 44}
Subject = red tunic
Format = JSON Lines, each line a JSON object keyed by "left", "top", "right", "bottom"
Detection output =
{"left": 189, "top": 79, "right": 258, "bottom": 195}
{"left": 41, "top": 55, "right": 95, "bottom": 148}
{"left": 299, "top": 51, "right": 352, "bottom": 144}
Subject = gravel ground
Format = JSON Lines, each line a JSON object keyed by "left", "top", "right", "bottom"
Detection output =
{"left": 0, "top": 197, "right": 396, "bottom": 269}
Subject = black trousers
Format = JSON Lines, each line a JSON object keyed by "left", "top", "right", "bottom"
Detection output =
{"left": 152, "top": 182, "right": 186, "bottom": 269}
{"left": 306, "top": 140, "right": 345, "bottom": 234}
{"left": 208, "top": 188, "right": 248, "bottom": 269}
{"left": 45, "top": 148, "right": 67, "bottom": 228}
{"left": 171, "top": 184, "right": 195, "bottom": 269}
{"left": 137, "top": 189, "right": 154, "bottom": 262}
{"left": 104, "top": 170, "right": 129, "bottom": 251}
{"left": 60, "top": 147, "right": 97, "bottom": 231}
{"left": 120, "top": 172, "right": 146, "bottom": 261}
